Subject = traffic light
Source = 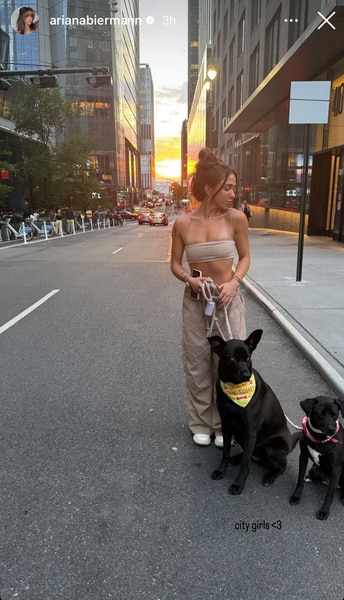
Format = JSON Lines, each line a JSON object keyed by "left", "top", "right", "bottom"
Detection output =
{"left": 86, "top": 74, "right": 112, "bottom": 88}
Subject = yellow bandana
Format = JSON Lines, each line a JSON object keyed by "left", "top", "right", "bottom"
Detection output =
{"left": 220, "top": 374, "right": 256, "bottom": 408}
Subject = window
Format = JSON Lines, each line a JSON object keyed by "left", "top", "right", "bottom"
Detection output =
{"left": 228, "top": 87, "right": 234, "bottom": 118}
{"left": 251, "top": 0, "right": 261, "bottom": 32}
{"left": 236, "top": 71, "right": 244, "bottom": 111}
{"left": 287, "top": 0, "right": 316, "bottom": 49}
{"left": 229, "top": 37, "right": 235, "bottom": 75}
{"left": 229, "top": 0, "right": 234, "bottom": 24}
{"left": 249, "top": 45, "right": 260, "bottom": 95}
{"left": 265, "top": 10, "right": 280, "bottom": 75}
{"left": 238, "top": 13, "right": 245, "bottom": 57}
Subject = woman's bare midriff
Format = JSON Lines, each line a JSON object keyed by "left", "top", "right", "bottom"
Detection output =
{"left": 188, "top": 259, "right": 234, "bottom": 286}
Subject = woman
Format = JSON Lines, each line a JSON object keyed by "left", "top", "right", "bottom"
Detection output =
{"left": 16, "top": 6, "right": 38, "bottom": 34}
{"left": 171, "top": 148, "right": 250, "bottom": 447}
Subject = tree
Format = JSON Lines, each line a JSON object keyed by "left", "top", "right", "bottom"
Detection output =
{"left": 9, "top": 79, "right": 94, "bottom": 210}
{"left": 10, "top": 79, "right": 72, "bottom": 147}
{"left": 170, "top": 182, "right": 185, "bottom": 207}
{"left": 54, "top": 135, "right": 103, "bottom": 211}
{"left": 0, "top": 142, "right": 17, "bottom": 209}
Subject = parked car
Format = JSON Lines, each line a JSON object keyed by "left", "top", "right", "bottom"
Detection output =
{"left": 120, "top": 210, "right": 138, "bottom": 220}
{"left": 137, "top": 212, "right": 151, "bottom": 225}
{"left": 149, "top": 212, "right": 169, "bottom": 226}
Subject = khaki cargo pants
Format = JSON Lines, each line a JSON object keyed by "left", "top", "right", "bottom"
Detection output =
{"left": 182, "top": 289, "right": 246, "bottom": 436}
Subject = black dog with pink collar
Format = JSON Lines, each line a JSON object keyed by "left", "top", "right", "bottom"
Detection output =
{"left": 290, "top": 396, "right": 344, "bottom": 520}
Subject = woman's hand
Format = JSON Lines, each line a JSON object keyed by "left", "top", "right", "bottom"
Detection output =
{"left": 216, "top": 279, "right": 239, "bottom": 308}
{"left": 189, "top": 276, "right": 209, "bottom": 295}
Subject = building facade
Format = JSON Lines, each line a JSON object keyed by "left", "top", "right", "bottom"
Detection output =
{"left": 181, "top": 119, "right": 188, "bottom": 188}
{"left": 0, "top": 0, "right": 142, "bottom": 210}
{"left": 188, "top": 0, "right": 199, "bottom": 116}
{"left": 187, "top": 0, "right": 217, "bottom": 174}
{"left": 139, "top": 63, "right": 155, "bottom": 192}
{"left": 110, "top": 0, "right": 141, "bottom": 206}
{"left": 189, "top": 0, "right": 344, "bottom": 242}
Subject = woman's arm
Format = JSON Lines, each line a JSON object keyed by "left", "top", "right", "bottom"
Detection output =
{"left": 171, "top": 220, "right": 207, "bottom": 294}
{"left": 233, "top": 209, "right": 250, "bottom": 281}
{"left": 171, "top": 220, "right": 189, "bottom": 283}
{"left": 217, "top": 210, "right": 250, "bottom": 307}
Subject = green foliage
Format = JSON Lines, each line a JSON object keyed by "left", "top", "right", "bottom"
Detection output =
{"left": 10, "top": 79, "right": 71, "bottom": 146}
{"left": 9, "top": 80, "right": 100, "bottom": 210}
{"left": 0, "top": 142, "right": 17, "bottom": 203}
{"left": 170, "top": 182, "right": 185, "bottom": 202}
{"left": 54, "top": 134, "right": 103, "bottom": 211}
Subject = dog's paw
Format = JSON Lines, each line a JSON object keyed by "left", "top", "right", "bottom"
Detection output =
{"left": 289, "top": 494, "right": 301, "bottom": 506}
{"left": 262, "top": 473, "right": 276, "bottom": 487}
{"left": 211, "top": 469, "right": 224, "bottom": 480}
{"left": 228, "top": 483, "right": 243, "bottom": 495}
{"left": 316, "top": 508, "right": 329, "bottom": 520}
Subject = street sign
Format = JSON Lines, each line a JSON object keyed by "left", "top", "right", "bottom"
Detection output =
{"left": 288, "top": 81, "right": 331, "bottom": 281}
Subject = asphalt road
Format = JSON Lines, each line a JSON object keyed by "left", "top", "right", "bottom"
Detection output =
{"left": 0, "top": 223, "right": 343, "bottom": 600}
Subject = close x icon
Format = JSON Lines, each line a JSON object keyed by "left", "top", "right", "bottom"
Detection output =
{"left": 317, "top": 10, "right": 336, "bottom": 30}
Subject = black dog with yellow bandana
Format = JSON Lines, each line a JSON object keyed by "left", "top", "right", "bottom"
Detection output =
{"left": 209, "top": 329, "right": 294, "bottom": 495}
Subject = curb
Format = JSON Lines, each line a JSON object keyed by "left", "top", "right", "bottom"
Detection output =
{"left": 243, "top": 278, "right": 344, "bottom": 399}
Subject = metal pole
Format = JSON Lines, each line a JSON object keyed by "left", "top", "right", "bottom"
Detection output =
{"left": 0, "top": 66, "right": 110, "bottom": 77}
{"left": 296, "top": 123, "right": 310, "bottom": 282}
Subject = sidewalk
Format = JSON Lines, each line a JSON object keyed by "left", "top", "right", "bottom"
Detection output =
{"left": 243, "top": 229, "right": 344, "bottom": 397}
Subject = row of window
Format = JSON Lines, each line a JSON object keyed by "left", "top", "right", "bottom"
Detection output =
{"left": 212, "top": 1, "right": 316, "bottom": 128}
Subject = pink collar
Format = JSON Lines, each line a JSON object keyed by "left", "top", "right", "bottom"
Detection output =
{"left": 302, "top": 414, "right": 342, "bottom": 444}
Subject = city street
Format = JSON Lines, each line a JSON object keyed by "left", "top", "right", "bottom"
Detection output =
{"left": 0, "top": 223, "right": 343, "bottom": 600}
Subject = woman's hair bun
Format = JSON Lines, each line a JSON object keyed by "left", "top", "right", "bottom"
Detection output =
{"left": 191, "top": 147, "right": 237, "bottom": 202}
{"left": 198, "top": 147, "right": 214, "bottom": 161}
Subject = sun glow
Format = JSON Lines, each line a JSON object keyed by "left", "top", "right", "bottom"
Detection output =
{"left": 155, "top": 159, "right": 181, "bottom": 181}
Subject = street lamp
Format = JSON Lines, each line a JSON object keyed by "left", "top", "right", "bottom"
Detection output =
{"left": 205, "top": 58, "right": 218, "bottom": 149}
{"left": 207, "top": 63, "right": 217, "bottom": 81}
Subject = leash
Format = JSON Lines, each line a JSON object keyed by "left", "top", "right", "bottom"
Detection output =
{"left": 284, "top": 414, "right": 302, "bottom": 431}
{"left": 201, "top": 279, "right": 232, "bottom": 340}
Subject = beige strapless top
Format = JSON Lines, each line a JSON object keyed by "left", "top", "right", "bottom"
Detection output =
{"left": 185, "top": 240, "right": 235, "bottom": 263}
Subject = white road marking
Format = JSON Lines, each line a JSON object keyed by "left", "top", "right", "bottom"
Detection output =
{"left": 0, "top": 289, "right": 60, "bottom": 335}
{"left": 112, "top": 247, "right": 124, "bottom": 255}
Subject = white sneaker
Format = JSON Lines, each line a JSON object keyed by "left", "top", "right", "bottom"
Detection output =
{"left": 193, "top": 433, "right": 211, "bottom": 446}
{"left": 214, "top": 435, "right": 223, "bottom": 448}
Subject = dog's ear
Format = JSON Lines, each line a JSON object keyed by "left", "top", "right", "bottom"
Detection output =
{"left": 245, "top": 329, "right": 263, "bottom": 352}
{"left": 208, "top": 336, "right": 227, "bottom": 357}
{"left": 334, "top": 398, "right": 344, "bottom": 416}
{"left": 300, "top": 397, "right": 317, "bottom": 416}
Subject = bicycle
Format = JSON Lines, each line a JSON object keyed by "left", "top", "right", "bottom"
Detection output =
{"left": 27, "top": 218, "right": 55, "bottom": 238}
{"left": 0, "top": 218, "right": 33, "bottom": 242}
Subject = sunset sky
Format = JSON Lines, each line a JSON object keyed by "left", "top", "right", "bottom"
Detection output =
{"left": 140, "top": 1, "right": 188, "bottom": 183}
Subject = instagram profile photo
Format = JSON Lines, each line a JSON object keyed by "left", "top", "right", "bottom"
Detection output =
{"left": 11, "top": 6, "right": 39, "bottom": 35}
